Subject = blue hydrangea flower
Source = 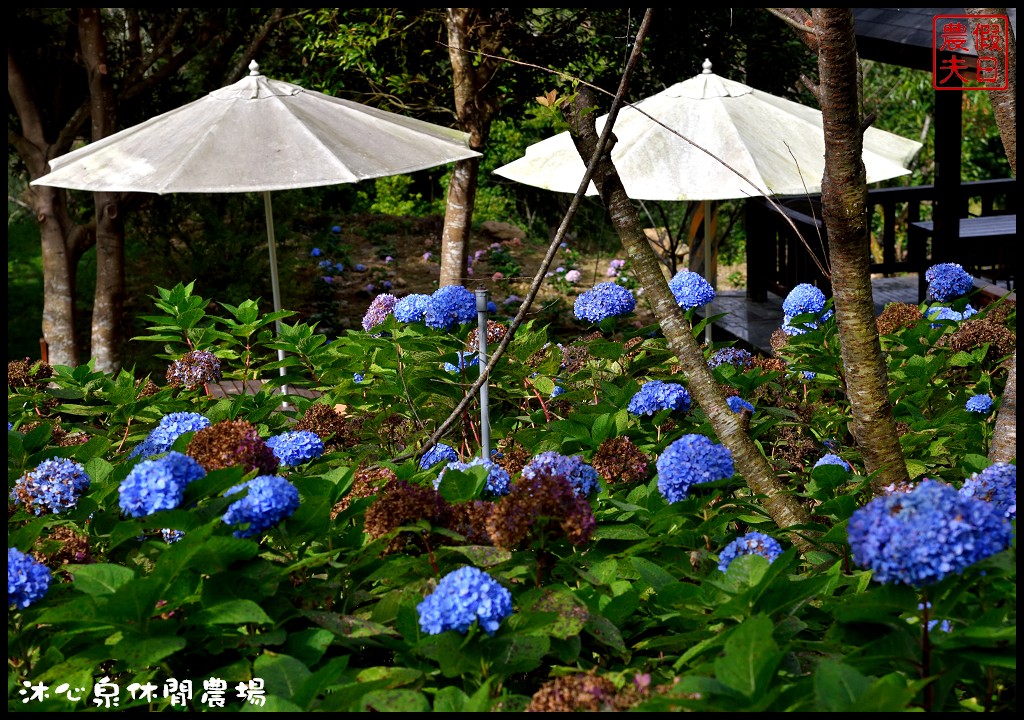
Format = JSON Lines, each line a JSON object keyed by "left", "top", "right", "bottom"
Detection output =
{"left": 310, "top": 247, "right": 322, "bottom": 257}
{"left": 573, "top": 282, "right": 637, "bottom": 323}
{"left": 782, "top": 283, "right": 833, "bottom": 335}
{"left": 129, "top": 412, "right": 211, "bottom": 460}
{"left": 420, "top": 442, "right": 459, "bottom": 469}
{"left": 331, "top": 225, "right": 342, "bottom": 234}
{"left": 656, "top": 434, "right": 735, "bottom": 503}
{"left": 708, "top": 347, "right": 753, "bottom": 369}
{"left": 266, "top": 430, "right": 325, "bottom": 467}
{"left": 668, "top": 270, "right": 716, "bottom": 310}
{"left": 11, "top": 457, "right": 91, "bottom": 515}
{"left": 437, "top": 457, "right": 512, "bottom": 497}
{"left": 394, "top": 293, "right": 432, "bottom": 323}
{"left": 521, "top": 451, "right": 601, "bottom": 497}
{"left": 222, "top": 475, "right": 300, "bottom": 539}
{"left": 424, "top": 285, "right": 477, "bottom": 331}
{"left": 487, "top": 301, "right": 498, "bottom": 314}
{"left": 925, "top": 262, "right": 974, "bottom": 302}
{"left": 362, "top": 293, "right": 399, "bottom": 332}
{"left": 965, "top": 394, "right": 993, "bottom": 414}
{"left": 718, "top": 531, "right": 784, "bottom": 573}
{"left": 926, "top": 304, "right": 977, "bottom": 325}
{"left": 960, "top": 463, "right": 1015, "bottom": 520}
{"left": 727, "top": 396, "right": 755, "bottom": 414}
{"left": 416, "top": 566, "right": 513, "bottom": 636}
{"left": 847, "top": 478, "right": 1012, "bottom": 587}
{"left": 161, "top": 529, "right": 185, "bottom": 544}
{"left": 814, "top": 453, "right": 851, "bottom": 471}
{"left": 627, "top": 381, "right": 692, "bottom": 417}
{"left": 444, "top": 351, "right": 479, "bottom": 375}
{"left": 551, "top": 382, "right": 566, "bottom": 399}
{"left": 118, "top": 451, "right": 207, "bottom": 519}
{"left": 354, "top": 263, "right": 367, "bottom": 272}
{"left": 8, "top": 548, "right": 51, "bottom": 610}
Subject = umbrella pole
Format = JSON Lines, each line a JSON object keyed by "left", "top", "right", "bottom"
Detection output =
{"left": 704, "top": 200, "right": 714, "bottom": 344}
{"left": 475, "top": 288, "right": 491, "bottom": 460}
{"left": 263, "top": 191, "right": 289, "bottom": 399}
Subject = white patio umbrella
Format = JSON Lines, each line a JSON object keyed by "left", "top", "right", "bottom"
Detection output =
{"left": 32, "top": 60, "right": 481, "bottom": 388}
{"left": 494, "top": 59, "right": 922, "bottom": 339}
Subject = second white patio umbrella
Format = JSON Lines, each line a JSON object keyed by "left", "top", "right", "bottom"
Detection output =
{"left": 33, "top": 60, "right": 481, "bottom": 387}
{"left": 494, "top": 59, "right": 922, "bottom": 339}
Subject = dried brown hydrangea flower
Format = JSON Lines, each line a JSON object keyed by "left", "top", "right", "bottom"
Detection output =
{"left": 590, "top": 436, "right": 650, "bottom": 485}
{"left": 446, "top": 499, "right": 497, "bottom": 545}
{"left": 752, "top": 356, "right": 788, "bottom": 374}
{"left": 494, "top": 439, "right": 531, "bottom": 477}
{"left": 876, "top": 302, "right": 924, "bottom": 335}
{"left": 166, "top": 349, "right": 223, "bottom": 390}
{"left": 526, "top": 672, "right": 632, "bottom": 713}
{"left": 943, "top": 318, "right": 1016, "bottom": 359}
{"left": 770, "top": 328, "right": 790, "bottom": 356}
{"left": 32, "top": 525, "right": 92, "bottom": 570}
{"left": 186, "top": 418, "right": 278, "bottom": 475}
{"left": 771, "top": 424, "right": 820, "bottom": 469}
{"left": 486, "top": 471, "right": 595, "bottom": 551}
{"left": 8, "top": 358, "right": 53, "bottom": 389}
{"left": 331, "top": 466, "right": 398, "bottom": 518}
{"left": 465, "top": 320, "right": 509, "bottom": 352}
{"left": 135, "top": 378, "right": 161, "bottom": 398}
{"left": 295, "top": 403, "right": 363, "bottom": 452}
{"left": 983, "top": 299, "right": 1015, "bottom": 327}
{"left": 363, "top": 479, "right": 452, "bottom": 554}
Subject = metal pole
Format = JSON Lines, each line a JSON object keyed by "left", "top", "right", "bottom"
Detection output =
{"left": 704, "top": 199, "right": 714, "bottom": 344}
{"left": 263, "top": 191, "right": 289, "bottom": 400}
{"left": 475, "top": 287, "right": 491, "bottom": 460}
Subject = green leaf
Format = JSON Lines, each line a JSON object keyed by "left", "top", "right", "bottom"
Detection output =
{"left": 358, "top": 689, "right": 431, "bottom": 712}
{"left": 70, "top": 563, "right": 136, "bottom": 596}
{"left": 813, "top": 659, "right": 871, "bottom": 711}
{"left": 254, "top": 652, "right": 312, "bottom": 703}
{"left": 713, "top": 615, "right": 784, "bottom": 698}
{"left": 630, "top": 556, "right": 678, "bottom": 592}
{"left": 491, "top": 634, "right": 551, "bottom": 675}
{"left": 111, "top": 634, "right": 187, "bottom": 668}
{"left": 593, "top": 523, "right": 650, "bottom": 541}
{"left": 191, "top": 599, "right": 274, "bottom": 626}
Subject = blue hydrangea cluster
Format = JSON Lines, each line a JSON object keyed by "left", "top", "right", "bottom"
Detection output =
{"left": 959, "top": 463, "right": 1015, "bottom": 520}
{"left": 847, "top": 478, "right": 1012, "bottom": 586}
{"left": 129, "top": 412, "right": 211, "bottom": 460}
{"left": 436, "top": 457, "right": 512, "bottom": 497}
{"left": 222, "top": 475, "right": 300, "bottom": 539}
{"left": 814, "top": 453, "right": 851, "bottom": 471}
{"left": 965, "top": 394, "right": 993, "bottom": 414}
{"left": 727, "top": 396, "right": 755, "bottom": 414}
{"left": 627, "top": 381, "right": 692, "bottom": 417}
{"left": 394, "top": 293, "right": 432, "bottom": 323}
{"left": 573, "top": 282, "right": 637, "bottom": 323}
{"left": 926, "top": 304, "right": 977, "bottom": 325}
{"left": 424, "top": 285, "right": 477, "bottom": 331}
{"left": 782, "top": 283, "right": 833, "bottom": 335}
{"left": 416, "top": 566, "right": 513, "bottom": 636}
{"left": 420, "top": 442, "right": 460, "bottom": 469}
{"left": 118, "top": 451, "right": 207, "bottom": 518}
{"left": 444, "top": 351, "right": 479, "bottom": 375}
{"left": 521, "top": 451, "right": 601, "bottom": 497}
{"left": 361, "top": 293, "right": 399, "bottom": 332}
{"left": 708, "top": 347, "right": 753, "bottom": 369}
{"left": 11, "top": 457, "right": 91, "bottom": 515}
{"left": 668, "top": 270, "right": 715, "bottom": 310}
{"left": 718, "top": 531, "right": 784, "bottom": 573}
{"left": 656, "top": 434, "right": 735, "bottom": 504}
{"left": 925, "top": 262, "right": 974, "bottom": 302}
{"left": 161, "top": 529, "right": 185, "bottom": 544}
{"left": 266, "top": 430, "right": 325, "bottom": 467}
{"left": 8, "top": 548, "right": 51, "bottom": 610}
{"left": 353, "top": 373, "right": 365, "bottom": 384}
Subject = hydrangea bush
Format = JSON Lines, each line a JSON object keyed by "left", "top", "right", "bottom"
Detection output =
{"left": 5, "top": 279, "right": 1016, "bottom": 712}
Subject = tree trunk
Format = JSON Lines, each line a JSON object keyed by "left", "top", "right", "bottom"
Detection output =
{"left": 965, "top": 9, "right": 1016, "bottom": 465}
{"left": 813, "top": 8, "right": 911, "bottom": 494}
{"left": 440, "top": 8, "right": 502, "bottom": 287}
{"left": 564, "top": 87, "right": 816, "bottom": 553}
{"left": 80, "top": 8, "right": 125, "bottom": 373}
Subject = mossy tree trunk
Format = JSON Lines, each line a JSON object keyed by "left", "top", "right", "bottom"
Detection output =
{"left": 812, "top": 8, "right": 911, "bottom": 493}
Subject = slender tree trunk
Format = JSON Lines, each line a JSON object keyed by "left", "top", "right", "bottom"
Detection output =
{"left": 440, "top": 7, "right": 502, "bottom": 287}
{"left": 37, "top": 188, "right": 82, "bottom": 368}
{"left": 80, "top": 8, "right": 125, "bottom": 373}
{"left": 813, "top": 8, "right": 910, "bottom": 493}
{"left": 965, "top": 9, "right": 1016, "bottom": 464}
{"left": 564, "top": 86, "right": 816, "bottom": 552}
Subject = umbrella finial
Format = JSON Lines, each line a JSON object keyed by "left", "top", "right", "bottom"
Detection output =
{"left": 702, "top": 58, "right": 713, "bottom": 74}
{"left": 249, "top": 59, "right": 260, "bottom": 76}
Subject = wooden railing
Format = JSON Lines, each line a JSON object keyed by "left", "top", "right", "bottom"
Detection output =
{"left": 745, "top": 177, "right": 1016, "bottom": 302}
